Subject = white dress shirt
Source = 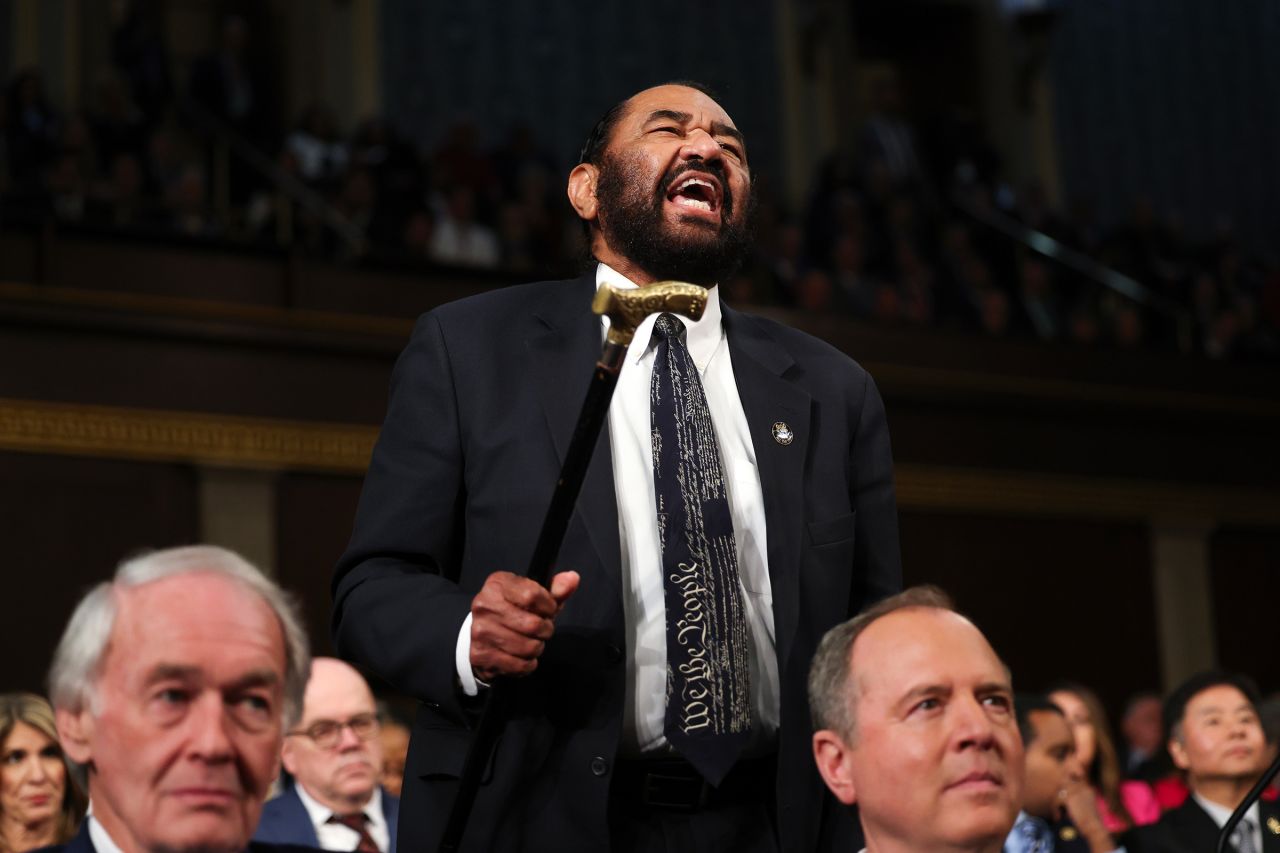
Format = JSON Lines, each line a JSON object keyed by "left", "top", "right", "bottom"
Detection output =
{"left": 86, "top": 816, "right": 125, "bottom": 853}
{"left": 455, "top": 264, "right": 780, "bottom": 756}
{"left": 295, "top": 783, "right": 391, "bottom": 853}
{"left": 1195, "top": 792, "right": 1262, "bottom": 853}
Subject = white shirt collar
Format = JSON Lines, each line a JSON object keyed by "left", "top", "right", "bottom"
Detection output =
{"left": 1194, "top": 790, "right": 1260, "bottom": 829}
{"left": 86, "top": 816, "right": 126, "bottom": 853}
{"left": 294, "top": 780, "right": 384, "bottom": 830}
{"left": 594, "top": 263, "right": 723, "bottom": 373}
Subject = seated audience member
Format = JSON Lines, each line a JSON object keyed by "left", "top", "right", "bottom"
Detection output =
{"left": 1049, "top": 684, "right": 1160, "bottom": 832}
{"left": 374, "top": 708, "right": 409, "bottom": 800}
{"left": 1008, "top": 695, "right": 1123, "bottom": 853}
{"left": 255, "top": 658, "right": 398, "bottom": 852}
{"left": 46, "top": 545, "right": 312, "bottom": 853}
{"left": 1128, "top": 671, "right": 1273, "bottom": 853}
{"left": 1120, "top": 693, "right": 1165, "bottom": 781}
{"left": 810, "top": 586, "right": 1023, "bottom": 853}
{"left": 0, "top": 694, "right": 84, "bottom": 852}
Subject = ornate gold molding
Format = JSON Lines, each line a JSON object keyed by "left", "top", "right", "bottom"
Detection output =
{"left": 2, "top": 398, "right": 1277, "bottom": 525}
{"left": 896, "top": 464, "right": 1280, "bottom": 526}
{"left": 0, "top": 398, "right": 377, "bottom": 472}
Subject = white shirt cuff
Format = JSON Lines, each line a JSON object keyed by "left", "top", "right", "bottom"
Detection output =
{"left": 455, "top": 612, "right": 488, "bottom": 696}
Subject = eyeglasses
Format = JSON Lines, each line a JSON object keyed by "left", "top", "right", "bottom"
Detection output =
{"left": 286, "top": 713, "right": 380, "bottom": 750}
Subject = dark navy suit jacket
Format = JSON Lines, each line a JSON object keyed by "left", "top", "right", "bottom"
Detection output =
{"left": 38, "top": 821, "right": 319, "bottom": 853}
{"left": 253, "top": 785, "right": 399, "bottom": 853}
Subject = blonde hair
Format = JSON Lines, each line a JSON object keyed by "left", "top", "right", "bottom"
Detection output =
{"left": 0, "top": 693, "right": 84, "bottom": 849}
{"left": 1050, "top": 682, "right": 1132, "bottom": 827}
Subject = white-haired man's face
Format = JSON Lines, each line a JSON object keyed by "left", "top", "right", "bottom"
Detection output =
{"left": 813, "top": 608, "right": 1023, "bottom": 853}
{"left": 57, "top": 571, "right": 286, "bottom": 853}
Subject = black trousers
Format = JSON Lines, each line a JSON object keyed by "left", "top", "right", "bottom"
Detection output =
{"left": 606, "top": 757, "right": 780, "bottom": 853}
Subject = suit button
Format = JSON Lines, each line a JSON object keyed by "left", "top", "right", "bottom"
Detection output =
{"left": 590, "top": 757, "right": 609, "bottom": 777}
{"left": 608, "top": 644, "right": 623, "bottom": 663}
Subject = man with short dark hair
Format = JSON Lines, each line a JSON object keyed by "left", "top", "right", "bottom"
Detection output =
{"left": 809, "top": 586, "right": 1022, "bottom": 853}
{"left": 1007, "top": 695, "right": 1123, "bottom": 853}
{"left": 334, "top": 82, "right": 901, "bottom": 852}
{"left": 254, "top": 658, "right": 399, "bottom": 852}
{"left": 1128, "top": 671, "right": 1276, "bottom": 853}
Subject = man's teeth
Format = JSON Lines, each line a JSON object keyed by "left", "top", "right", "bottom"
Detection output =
{"left": 677, "top": 177, "right": 714, "bottom": 193}
{"left": 674, "top": 196, "right": 712, "bottom": 211}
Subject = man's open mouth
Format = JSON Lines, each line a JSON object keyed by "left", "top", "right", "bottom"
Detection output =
{"left": 666, "top": 173, "right": 722, "bottom": 214}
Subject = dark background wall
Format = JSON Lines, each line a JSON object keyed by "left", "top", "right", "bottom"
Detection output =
{"left": 1050, "top": 0, "right": 1280, "bottom": 253}
{"left": 379, "top": 0, "right": 785, "bottom": 183}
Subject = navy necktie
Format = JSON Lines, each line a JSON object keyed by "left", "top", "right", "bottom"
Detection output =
{"left": 649, "top": 312, "right": 751, "bottom": 785}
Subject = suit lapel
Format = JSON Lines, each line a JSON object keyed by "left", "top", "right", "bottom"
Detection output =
{"left": 283, "top": 787, "right": 320, "bottom": 847}
{"left": 1260, "top": 800, "right": 1280, "bottom": 852}
{"left": 527, "top": 274, "right": 622, "bottom": 598}
{"left": 383, "top": 789, "right": 399, "bottom": 853}
{"left": 722, "top": 305, "right": 810, "bottom": 677}
{"left": 64, "top": 823, "right": 96, "bottom": 853}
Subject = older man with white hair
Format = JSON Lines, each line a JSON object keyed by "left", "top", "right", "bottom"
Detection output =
{"left": 46, "top": 545, "right": 314, "bottom": 853}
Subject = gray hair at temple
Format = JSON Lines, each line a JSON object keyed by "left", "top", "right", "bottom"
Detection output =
{"left": 47, "top": 545, "right": 311, "bottom": 727}
{"left": 807, "top": 585, "right": 959, "bottom": 741}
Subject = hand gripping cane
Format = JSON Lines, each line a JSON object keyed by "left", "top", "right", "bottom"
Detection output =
{"left": 437, "top": 281, "right": 708, "bottom": 853}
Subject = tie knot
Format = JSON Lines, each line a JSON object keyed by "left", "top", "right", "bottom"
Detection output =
{"left": 329, "top": 813, "right": 368, "bottom": 831}
{"left": 651, "top": 313, "right": 686, "bottom": 344}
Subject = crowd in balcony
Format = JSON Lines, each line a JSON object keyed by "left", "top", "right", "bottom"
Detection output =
{"left": 1, "top": 10, "right": 1277, "bottom": 362}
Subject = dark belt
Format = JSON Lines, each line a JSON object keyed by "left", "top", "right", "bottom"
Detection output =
{"left": 610, "top": 754, "right": 776, "bottom": 812}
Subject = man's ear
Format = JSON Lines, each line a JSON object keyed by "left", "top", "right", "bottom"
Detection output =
{"left": 280, "top": 736, "right": 299, "bottom": 777}
{"left": 813, "top": 729, "right": 858, "bottom": 806}
{"left": 566, "top": 163, "right": 599, "bottom": 224}
{"left": 56, "top": 707, "right": 94, "bottom": 766}
{"left": 1168, "top": 735, "right": 1190, "bottom": 771}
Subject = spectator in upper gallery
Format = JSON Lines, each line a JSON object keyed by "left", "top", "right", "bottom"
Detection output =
{"left": 86, "top": 71, "right": 148, "bottom": 177}
{"left": 284, "top": 104, "right": 348, "bottom": 190}
{"left": 187, "top": 14, "right": 263, "bottom": 139}
{"left": 110, "top": 0, "right": 172, "bottom": 128}
{"left": 1007, "top": 695, "right": 1123, "bottom": 853}
{"left": 0, "top": 693, "right": 85, "bottom": 853}
{"left": 1120, "top": 693, "right": 1166, "bottom": 780}
{"left": 428, "top": 184, "right": 500, "bottom": 269}
{"left": 857, "top": 67, "right": 926, "bottom": 192}
{"left": 1014, "top": 256, "right": 1063, "bottom": 342}
{"left": 254, "top": 658, "right": 399, "bottom": 853}
{"left": 4, "top": 69, "right": 61, "bottom": 195}
{"left": 46, "top": 545, "right": 312, "bottom": 853}
{"left": 187, "top": 13, "right": 269, "bottom": 204}
{"left": 1127, "top": 671, "right": 1273, "bottom": 853}
{"left": 431, "top": 119, "right": 498, "bottom": 205}
{"left": 810, "top": 586, "right": 1023, "bottom": 853}
{"left": 1049, "top": 684, "right": 1161, "bottom": 834}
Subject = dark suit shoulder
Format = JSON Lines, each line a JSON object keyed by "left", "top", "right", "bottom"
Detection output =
{"left": 247, "top": 842, "right": 325, "bottom": 853}
{"left": 1127, "top": 799, "right": 1220, "bottom": 853}
{"left": 426, "top": 276, "right": 591, "bottom": 327}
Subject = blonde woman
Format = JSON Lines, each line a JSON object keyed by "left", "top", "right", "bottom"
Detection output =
{"left": 0, "top": 694, "right": 83, "bottom": 853}
{"left": 1049, "top": 683, "right": 1161, "bottom": 832}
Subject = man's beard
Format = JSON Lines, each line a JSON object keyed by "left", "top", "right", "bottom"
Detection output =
{"left": 594, "top": 152, "right": 755, "bottom": 287}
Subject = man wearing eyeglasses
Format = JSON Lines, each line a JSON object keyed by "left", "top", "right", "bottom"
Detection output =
{"left": 254, "top": 658, "right": 399, "bottom": 853}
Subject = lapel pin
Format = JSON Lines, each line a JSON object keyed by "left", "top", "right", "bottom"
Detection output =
{"left": 1267, "top": 816, "right": 1280, "bottom": 835}
{"left": 1058, "top": 826, "right": 1079, "bottom": 841}
{"left": 772, "top": 421, "right": 794, "bottom": 446}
